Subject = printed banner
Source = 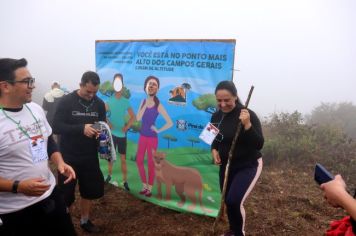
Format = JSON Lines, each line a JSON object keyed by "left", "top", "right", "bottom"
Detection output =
{"left": 95, "top": 39, "right": 236, "bottom": 217}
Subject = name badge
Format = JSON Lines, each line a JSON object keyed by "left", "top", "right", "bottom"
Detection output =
{"left": 29, "top": 136, "right": 48, "bottom": 164}
{"left": 199, "top": 122, "right": 219, "bottom": 145}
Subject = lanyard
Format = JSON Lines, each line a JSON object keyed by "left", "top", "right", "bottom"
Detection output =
{"left": 0, "top": 104, "right": 43, "bottom": 139}
{"left": 217, "top": 114, "right": 225, "bottom": 128}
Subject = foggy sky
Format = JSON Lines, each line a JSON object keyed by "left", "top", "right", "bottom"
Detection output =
{"left": 1, "top": 0, "right": 355, "bottom": 118}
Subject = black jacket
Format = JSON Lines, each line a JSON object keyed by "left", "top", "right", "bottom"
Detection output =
{"left": 211, "top": 104, "right": 264, "bottom": 170}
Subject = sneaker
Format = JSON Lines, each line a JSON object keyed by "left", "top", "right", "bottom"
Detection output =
{"left": 145, "top": 189, "right": 152, "bottom": 197}
{"left": 80, "top": 220, "right": 100, "bottom": 233}
{"left": 123, "top": 182, "right": 130, "bottom": 191}
{"left": 105, "top": 175, "right": 111, "bottom": 183}
{"left": 111, "top": 181, "right": 119, "bottom": 187}
{"left": 139, "top": 189, "right": 148, "bottom": 195}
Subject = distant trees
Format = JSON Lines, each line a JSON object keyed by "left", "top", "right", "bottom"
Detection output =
{"left": 306, "top": 102, "right": 356, "bottom": 139}
{"left": 262, "top": 111, "right": 314, "bottom": 164}
{"left": 262, "top": 104, "right": 356, "bottom": 173}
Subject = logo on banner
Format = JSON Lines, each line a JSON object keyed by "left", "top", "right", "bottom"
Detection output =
{"left": 176, "top": 120, "right": 187, "bottom": 131}
{"left": 169, "top": 85, "right": 186, "bottom": 105}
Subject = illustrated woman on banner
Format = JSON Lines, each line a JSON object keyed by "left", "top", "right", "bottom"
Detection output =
{"left": 136, "top": 75, "right": 173, "bottom": 197}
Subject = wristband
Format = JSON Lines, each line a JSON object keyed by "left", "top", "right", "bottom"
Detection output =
{"left": 12, "top": 180, "right": 20, "bottom": 193}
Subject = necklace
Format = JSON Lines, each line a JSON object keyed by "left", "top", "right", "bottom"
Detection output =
{"left": 78, "top": 98, "right": 95, "bottom": 112}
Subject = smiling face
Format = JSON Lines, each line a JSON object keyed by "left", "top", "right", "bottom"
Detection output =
{"left": 78, "top": 82, "right": 99, "bottom": 101}
{"left": 215, "top": 89, "right": 237, "bottom": 113}
{"left": 145, "top": 79, "right": 159, "bottom": 96}
{"left": 9, "top": 67, "right": 34, "bottom": 105}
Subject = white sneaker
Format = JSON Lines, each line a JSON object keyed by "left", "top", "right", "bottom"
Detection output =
{"left": 111, "top": 181, "right": 119, "bottom": 187}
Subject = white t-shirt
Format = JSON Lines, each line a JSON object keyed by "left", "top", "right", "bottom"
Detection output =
{"left": 0, "top": 102, "right": 55, "bottom": 214}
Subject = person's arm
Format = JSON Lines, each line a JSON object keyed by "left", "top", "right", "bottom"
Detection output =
{"left": 81, "top": 99, "right": 105, "bottom": 138}
{"left": 136, "top": 100, "right": 146, "bottom": 121}
{"left": 321, "top": 175, "right": 356, "bottom": 220}
{"left": 123, "top": 107, "right": 136, "bottom": 133}
{"left": 47, "top": 134, "right": 59, "bottom": 156}
{"left": 105, "top": 103, "right": 113, "bottom": 128}
{"left": 0, "top": 135, "right": 58, "bottom": 194}
{"left": 50, "top": 152, "right": 76, "bottom": 184}
{"left": 153, "top": 104, "right": 173, "bottom": 133}
{"left": 47, "top": 134, "right": 76, "bottom": 183}
{"left": 0, "top": 176, "right": 50, "bottom": 196}
{"left": 0, "top": 177, "right": 15, "bottom": 193}
{"left": 98, "top": 100, "right": 106, "bottom": 122}
{"left": 211, "top": 148, "right": 221, "bottom": 165}
{"left": 342, "top": 194, "right": 356, "bottom": 220}
{"left": 240, "top": 109, "right": 264, "bottom": 150}
{"left": 210, "top": 112, "right": 221, "bottom": 164}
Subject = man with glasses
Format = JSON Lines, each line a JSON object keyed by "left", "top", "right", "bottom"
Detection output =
{"left": 5, "top": 77, "right": 35, "bottom": 87}
{"left": 0, "top": 58, "right": 77, "bottom": 235}
{"left": 53, "top": 71, "right": 106, "bottom": 233}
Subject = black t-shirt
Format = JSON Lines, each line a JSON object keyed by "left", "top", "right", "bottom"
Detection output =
{"left": 53, "top": 90, "right": 106, "bottom": 161}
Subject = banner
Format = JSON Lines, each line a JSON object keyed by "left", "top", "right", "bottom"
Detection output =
{"left": 95, "top": 39, "right": 236, "bottom": 217}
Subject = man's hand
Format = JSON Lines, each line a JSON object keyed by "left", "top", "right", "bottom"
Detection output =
{"left": 17, "top": 178, "right": 50, "bottom": 196}
{"left": 57, "top": 162, "right": 76, "bottom": 184}
{"left": 84, "top": 124, "right": 100, "bottom": 138}
{"left": 239, "top": 109, "right": 252, "bottom": 130}
{"left": 122, "top": 125, "right": 129, "bottom": 133}
{"left": 321, "top": 174, "right": 347, "bottom": 208}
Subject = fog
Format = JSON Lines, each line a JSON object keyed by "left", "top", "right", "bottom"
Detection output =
{"left": 1, "top": 0, "right": 355, "bottom": 117}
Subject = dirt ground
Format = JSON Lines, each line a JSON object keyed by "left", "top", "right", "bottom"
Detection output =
{"left": 70, "top": 164, "right": 346, "bottom": 236}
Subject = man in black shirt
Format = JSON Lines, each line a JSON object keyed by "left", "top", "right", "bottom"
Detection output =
{"left": 53, "top": 71, "right": 106, "bottom": 233}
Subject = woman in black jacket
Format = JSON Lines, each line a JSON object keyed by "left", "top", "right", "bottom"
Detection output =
{"left": 211, "top": 81, "right": 264, "bottom": 236}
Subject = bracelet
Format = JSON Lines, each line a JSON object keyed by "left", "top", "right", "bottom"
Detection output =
{"left": 12, "top": 180, "right": 20, "bottom": 193}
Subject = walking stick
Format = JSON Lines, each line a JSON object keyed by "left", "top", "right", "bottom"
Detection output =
{"left": 213, "top": 85, "right": 254, "bottom": 233}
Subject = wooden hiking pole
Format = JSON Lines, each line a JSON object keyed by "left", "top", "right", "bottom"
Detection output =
{"left": 213, "top": 85, "right": 254, "bottom": 232}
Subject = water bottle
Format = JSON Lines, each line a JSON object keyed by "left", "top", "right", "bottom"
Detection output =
{"left": 98, "top": 133, "right": 109, "bottom": 158}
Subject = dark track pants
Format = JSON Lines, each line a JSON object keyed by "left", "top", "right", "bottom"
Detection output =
{"left": 219, "top": 158, "right": 263, "bottom": 236}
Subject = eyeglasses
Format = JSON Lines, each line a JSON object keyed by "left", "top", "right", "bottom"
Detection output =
{"left": 6, "top": 77, "right": 35, "bottom": 89}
